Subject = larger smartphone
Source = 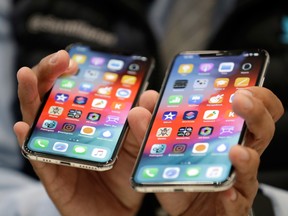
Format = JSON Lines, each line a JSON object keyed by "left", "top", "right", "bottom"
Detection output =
{"left": 22, "top": 44, "right": 154, "bottom": 171}
{"left": 131, "top": 49, "right": 269, "bottom": 192}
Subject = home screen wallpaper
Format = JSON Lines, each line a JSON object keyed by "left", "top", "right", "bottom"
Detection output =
{"left": 26, "top": 45, "right": 150, "bottom": 164}
{"left": 134, "top": 50, "right": 266, "bottom": 185}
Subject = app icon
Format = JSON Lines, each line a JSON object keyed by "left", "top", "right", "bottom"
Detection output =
{"left": 142, "top": 168, "right": 159, "bottom": 178}
{"left": 241, "top": 63, "right": 252, "bottom": 71}
{"left": 220, "top": 126, "right": 234, "bottom": 135}
{"left": 91, "top": 147, "right": 108, "bottom": 159}
{"left": 128, "top": 63, "right": 140, "bottom": 71}
{"left": 173, "top": 79, "right": 188, "bottom": 89}
{"left": 178, "top": 64, "right": 193, "bottom": 74}
{"left": 215, "top": 143, "right": 229, "bottom": 153}
{"left": 55, "top": 93, "right": 69, "bottom": 102}
{"left": 67, "top": 109, "right": 82, "bottom": 119}
{"left": 53, "top": 142, "right": 69, "bottom": 152}
{"left": 106, "top": 115, "right": 120, "bottom": 124}
{"left": 209, "top": 94, "right": 224, "bottom": 104}
{"left": 60, "top": 79, "right": 76, "bottom": 89}
{"left": 92, "top": 98, "right": 107, "bottom": 108}
{"left": 183, "top": 110, "right": 198, "bottom": 120}
{"left": 62, "top": 123, "right": 76, "bottom": 132}
{"left": 188, "top": 94, "right": 203, "bottom": 105}
{"left": 84, "top": 69, "right": 100, "bottom": 80}
{"left": 218, "top": 62, "right": 234, "bottom": 72}
{"left": 163, "top": 167, "right": 180, "bottom": 179}
{"left": 79, "top": 83, "right": 94, "bottom": 92}
{"left": 206, "top": 166, "right": 223, "bottom": 178}
{"left": 150, "top": 144, "right": 166, "bottom": 154}
{"left": 177, "top": 127, "right": 193, "bottom": 137}
{"left": 234, "top": 77, "right": 250, "bottom": 87}
{"left": 87, "top": 112, "right": 101, "bottom": 121}
{"left": 172, "top": 143, "right": 187, "bottom": 154}
{"left": 116, "top": 88, "right": 131, "bottom": 98}
{"left": 73, "top": 145, "right": 87, "bottom": 155}
{"left": 186, "top": 167, "right": 201, "bottom": 177}
{"left": 103, "top": 72, "right": 118, "bottom": 82}
{"left": 156, "top": 127, "right": 172, "bottom": 137}
{"left": 203, "top": 110, "right": 219, "bottom": 120}
{"left": 48, "top": 106, "right": 64, "bottom": 116}
{"left": 73, "top": 96, "right": 88, "bottom": 105}
{"left": 214, "top": 78, "right": 229, "bottom": 88}
{"left": 168, "top": 95, "right": 183, "bottom": 105}
{"left": 224, "top": 110, "right": 237, "bottom": 119}
{"left": 111, "top": 102, "right": 125, "bottom": 110}
{"left": 100, "top": 130, "right": 113, "bottom": 139}
{"left": 193, "top": 79, "right": 208, "bottom": 88}
{"left": 121, "top": 75, "right": 137, "bottom": 85}
{"left": 90, "top": 57, "right": 105, "bottom": 66}
{"left": 97, "top": 86, "right": 112, "bottom": 96}
{"left": 107, "top": 59, "right": 124, "bottom": 70}
{"left": 199, "top": 63, "right": 214, "bottom": 72}
{"left": 198, "top": 126, "right": 214, "bottom": 136}
{"left": 80, "top": 126, "right": 96, "bottom": 135}
{"left": 42, "top": 120, "right": 57, "bottom": 129}
{"left": 162, "top": 111, "right": 177, "bottom": 121}
{"left": 33, "top": 139, "right": 49, "bottom": 149}
{"left": 72, "top": 54, "right": 87, "bottom": 64}
{"left": 192, "top": 143, "right": 209, "bottom": 154}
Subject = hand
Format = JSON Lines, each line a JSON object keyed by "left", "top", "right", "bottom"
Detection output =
{"left": 128, "top": 87, "right": 283, "bottom": 216}
{"left": 13, "top": 50, "right": 155, "bottom": 216}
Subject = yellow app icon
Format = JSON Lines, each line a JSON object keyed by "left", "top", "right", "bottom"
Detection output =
{"left": 234, "top": 77, "right": 250, "bottom": 87}
{"left": 72, "top": 54, "right": 87, "bottom": 64}
{"left": 214, "top": 78, "right": 229, "bottom": 88}
{"left": 121, "top": 75, "right": 137, "bottom": 85}
{"left": 103, "top": 72, "right": 118, "bottom": 82}
{"left": 178, "top": 64, "right": 194, "bottom": 74}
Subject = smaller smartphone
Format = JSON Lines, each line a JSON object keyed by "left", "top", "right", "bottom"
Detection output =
{"left": 22, "top": 44, "right": 154, "bottom": 171}
{"left": 131, "top": 49, "right": 269, "bottom": 192}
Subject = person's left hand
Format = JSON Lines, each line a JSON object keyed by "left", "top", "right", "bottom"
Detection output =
{"left": 128, "top": 87, "right": 283, "bottom": 216}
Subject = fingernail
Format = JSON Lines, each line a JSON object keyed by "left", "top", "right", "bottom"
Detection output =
{"left": 230, "top": 188, "right": 237, "bottom": 201}
{"left": 49, "top": 52, "right": 59, "bottom": 64}
{"left": 235, "top": 89, "right": 253, "bottom": 110}
{"left": 238, "top": 146, "right": 250, "bottom": 161}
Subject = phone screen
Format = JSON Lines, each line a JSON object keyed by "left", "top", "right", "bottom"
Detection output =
{"left": 23, "top": 44, "right": 154, "bottom": 170}
{"left": 131, "top": 50, "right": 268, "bottom": 191}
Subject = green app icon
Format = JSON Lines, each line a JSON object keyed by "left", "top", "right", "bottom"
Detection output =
{"left": 73, "top": 145, "right": 87, "bottom": 155}
{"left": 186, "top": 167, "right": 201, "bottom": 177}
{"left": 60, "top": 79, "right": 76, "bottom": 89}
{"left": 142, "top": 168, "right": 159, "bottom": 178}
{"left": 34, "top": 139, "right": 49, "bottom": 148}
{"left": 168, "top": 95, "right": 183, "bottom": 105}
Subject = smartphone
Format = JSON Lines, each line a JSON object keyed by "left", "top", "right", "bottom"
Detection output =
{"left": 22, "top": 44, "right": 154, "bottom": 171}
{"left": 131, "top": 49, "right": 269, "bottom": 192}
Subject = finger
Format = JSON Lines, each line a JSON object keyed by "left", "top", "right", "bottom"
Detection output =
{"left": 232, "top": 89, "right": 277, "bottom": 154}
{"left": 17, "top": 67, "right": 41, "bottom": 124}
{"left": 128, "top": 106, "right": 152, "bottom": 145}
{"left": 218, "top": 187, "right": 251, "bottom": 216}
{"left": 32, "top": 50, "right": 78, "bottom": 98}
{"left": 229, "top": 145, "right": 259, "bottom": 202}
{"left": 13, "top": 121, "right": 46, "bottom": 169}
{"left": 138, "top": 90, "right": 159, "bottom": 113}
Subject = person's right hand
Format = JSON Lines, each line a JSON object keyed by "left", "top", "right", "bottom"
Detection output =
{"left": 13, "top": 50, "right": 154, "bottom": 216}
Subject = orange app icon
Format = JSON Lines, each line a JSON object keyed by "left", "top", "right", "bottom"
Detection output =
{"left": 214, "top": 78, "right": 229, "bottom": 88}
{"left": 234, "top": 77, "right": 250, "bottom": 87}
{"left": 111, "top": 102, "right": 126, "bottom": 110}
{"left": 225, "top": 109, "right": 238, "bottom": 119}
{"left": 121, "top": 75, "right": 137, "bottom": 85}
{"left": 178, "top": 64, "right": 194, "bottom": 74}
{"left": 72, "top": 54, "right": 87, "bottom": 64}
{"left": 209, "top": 94, "right": 224, "bottom": 104}
{"left": 103, "top": 72, "right": 118, "bottom": 82}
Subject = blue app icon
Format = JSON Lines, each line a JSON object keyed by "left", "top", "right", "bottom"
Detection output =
{"left": 188, "top": 94, "right": 203, "bottom": 104}
{"left": 162, "top": 111, "right": 177, "bottom": 121}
